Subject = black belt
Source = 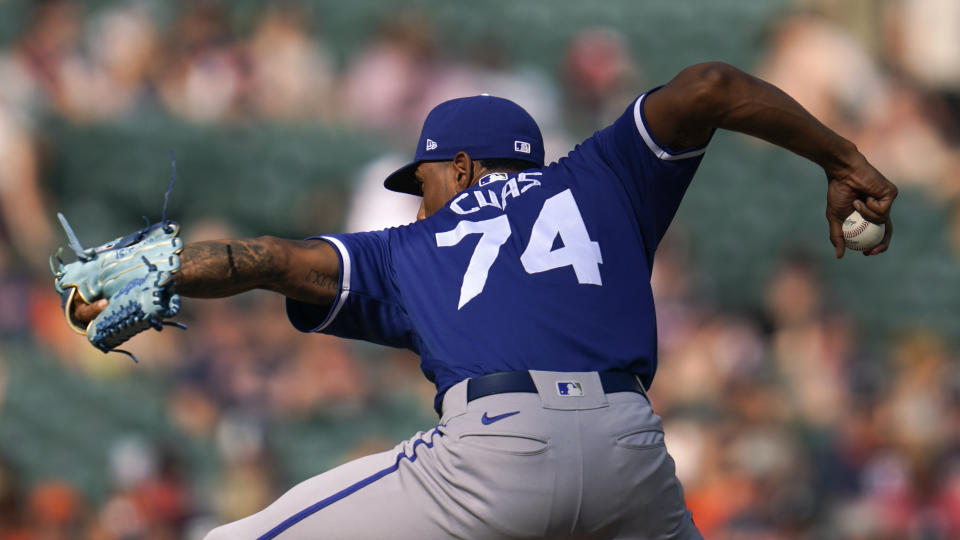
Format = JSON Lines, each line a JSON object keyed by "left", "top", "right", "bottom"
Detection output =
{"left": 466, "top": 371, "right": 645, "bottom": 402}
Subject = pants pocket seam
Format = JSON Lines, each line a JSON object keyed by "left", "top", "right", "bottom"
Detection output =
{"left": 457, "top": 432, "right": 550, "bottom": 456}
{"left": 615, "top": 428, "right": 665, "bottom": 450}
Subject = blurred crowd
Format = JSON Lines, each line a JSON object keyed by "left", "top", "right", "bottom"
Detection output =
{"left": 652, "top": 240, "right": 960, "bottom": 539}
{"left": 0, "top": 0, "right": 647, "bottom": 271}
{"left": 757, "top": 2, "right": 960, "bottom": 250}
{"left": 0, "top": 0, "right": 958, "bottom": 539}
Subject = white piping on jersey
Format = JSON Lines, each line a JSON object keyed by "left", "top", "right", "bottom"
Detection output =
{"left": 633, "top": 94, "right": 707, "bottom": 161}
{"left": 316, "top": 236, "right": 351, "bottom": 332}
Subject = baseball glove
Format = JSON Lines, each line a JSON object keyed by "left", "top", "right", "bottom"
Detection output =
{"left": 50, "top": 213, "right": 185, "bottom": 361}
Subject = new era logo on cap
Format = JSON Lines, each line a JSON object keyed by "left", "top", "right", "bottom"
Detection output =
{"left": 514, "top": 140, "right": 531, "bottom": 154}
{"left": 426, "top": 139, "right": 438, "bottom": 151}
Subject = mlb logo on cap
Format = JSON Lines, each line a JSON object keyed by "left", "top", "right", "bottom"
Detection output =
{"left": 557, "top": 381, "right": 584, "bottom": 397}
{"left": 514, "top": 140, "right": 531, "bottom": 154}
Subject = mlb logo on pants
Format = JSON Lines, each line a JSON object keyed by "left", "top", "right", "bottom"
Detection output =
{"left": 557, "top": 381, "right": 584, "bottom": 397}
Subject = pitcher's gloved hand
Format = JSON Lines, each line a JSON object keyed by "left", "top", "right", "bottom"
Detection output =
{"left": 51, "top": 215, "right": 185, "bottom": 361}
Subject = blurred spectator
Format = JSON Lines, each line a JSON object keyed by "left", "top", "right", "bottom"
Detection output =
{"left": 215, "top": 454, "right": 274, "bottom": 525}
{"left": 562, "top": 27, "right": 640, "bottom": 132}
{"left": 884, "top": 332, "right": 952, "bottom": 459}
{"left": 169, "top": 384, "right": 221, "bottom": 441}
{"left": 156, "top": 1, "right": 243, "bottom": 123}
{"left": 26, "top": 480, "right": 83, "bottom": 538}
{"left": 884, "top": 0, "right": 960, "bottom": 96}
{"left": 757, "top": 13, "right": 886, "bottom": 138}
{"left": 55, "top": 3, "right": 159, "bottom": 121}
{"left": 341, "top": 16, "right": 439, "bottom": 135}
{"left": 246, "top": 4, "right": 336, "bottom": 122}
{"left": 853, "top": 81, "right": 960, "bottom": 197}
{"left": 98, "top": 438, "right": 191, "bottom": 539}
{"left": 764, "top": 254, "right": 852, "bottom": 429}
{"left": 267, "top": 334, "right": 368, "bottom": 417}
{"left": 0, "top": 98, "right": 54, "bottom": 271}
{"left": 0, "top": 0, "right": 81, "bottom": 118}
{"left": 213, "top": 415, "right": 276, "bottom": 524}
{"left": 345, "top": 154, "right": 420, "bottom": 232}
{"left": 0, "top": 455, "right": 27, "bottom": 540}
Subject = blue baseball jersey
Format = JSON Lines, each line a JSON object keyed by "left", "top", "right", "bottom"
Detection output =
{"left": 287, "top": 91, "right": 708, "bottom": 412}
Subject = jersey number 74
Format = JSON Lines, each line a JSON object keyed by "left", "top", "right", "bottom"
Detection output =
{"left": 435, "top": 189, "right": 603, "bottom": 309}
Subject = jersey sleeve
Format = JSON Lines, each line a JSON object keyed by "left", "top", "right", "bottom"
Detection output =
{"left": 585, "top": 88, "right": 711, "bottom": 251}
{"left": 285, "top": 232, "right": 419, "bottom": 351}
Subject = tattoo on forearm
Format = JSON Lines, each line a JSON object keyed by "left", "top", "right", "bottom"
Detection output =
{"left": 175, "top": 239, "right": 280, "bottom": 297}
{"left": 226, "top": 243, "right": 238, "bottom": 278}
{"left": 305, "top": 269, "right": 337, "bottom": 291}
{"left": 171, "top": 237, "right": 338, "bottom": 305}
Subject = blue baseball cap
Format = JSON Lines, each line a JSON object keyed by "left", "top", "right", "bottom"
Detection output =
{"left": 384, "top": 95, "right": 545, "bottom": 195}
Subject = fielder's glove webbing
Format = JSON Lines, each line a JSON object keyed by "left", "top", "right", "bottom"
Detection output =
{"left": 50, "top": 154, "right": 187, "bottom": 361}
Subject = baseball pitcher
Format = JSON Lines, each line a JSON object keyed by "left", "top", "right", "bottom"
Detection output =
{"left": 60, "top": 63, "right": 897, "bottom": 539}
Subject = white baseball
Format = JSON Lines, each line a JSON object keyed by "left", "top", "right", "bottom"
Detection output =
{"left": 842, "top": 210, "right": 885, "bottom": 251}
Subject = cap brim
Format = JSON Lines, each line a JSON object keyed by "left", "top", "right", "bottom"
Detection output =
{"left": 383, "top": 161, "right": 421, "bottom": 195}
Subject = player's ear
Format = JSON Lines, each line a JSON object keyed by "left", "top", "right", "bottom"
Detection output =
{"left": 452, "top": 152, "right": 475, "bottom": 190}
{"left": 416, "top": 199, "right": 426, "bottom": 221}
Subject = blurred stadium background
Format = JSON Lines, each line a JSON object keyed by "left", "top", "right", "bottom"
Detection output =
{"left": 0, "top": 0, "right": 959, "bottom": 538}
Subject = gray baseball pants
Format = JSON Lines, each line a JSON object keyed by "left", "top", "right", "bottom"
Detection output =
{"left": 204, "top": 370, "right": 702, "bottom": 539}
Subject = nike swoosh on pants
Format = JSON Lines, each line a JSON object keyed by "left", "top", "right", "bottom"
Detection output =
{"left": 481, "top": 411, "right": 520, "bottom": 425}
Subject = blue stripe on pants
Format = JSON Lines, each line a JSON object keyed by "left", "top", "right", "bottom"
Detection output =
{"left": 258, "top": 428, "right": 443, "bottom": 539}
